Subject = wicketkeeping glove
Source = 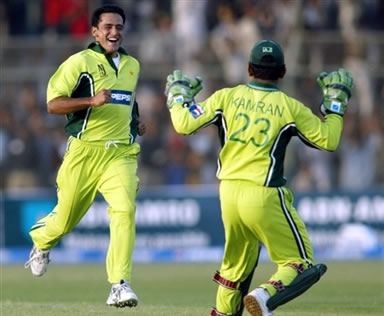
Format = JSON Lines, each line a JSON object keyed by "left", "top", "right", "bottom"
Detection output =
{"left": 317, "top": 68, "right": 353, "bottom": 116}
{"left": 164, "top": 69, "right": 203, "bottom": 109}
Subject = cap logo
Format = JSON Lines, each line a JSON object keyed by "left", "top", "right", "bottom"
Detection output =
{"left": 262, "top": 47, "right": 273, "bottom": 53}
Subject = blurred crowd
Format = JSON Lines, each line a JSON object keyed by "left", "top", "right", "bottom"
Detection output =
{"left": 1, "top": 0, "right": 384, "bottom": 193}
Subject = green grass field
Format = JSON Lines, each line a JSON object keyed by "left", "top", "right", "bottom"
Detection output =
{"left": 1, "top": 261, "right": 383, "bottom": 315}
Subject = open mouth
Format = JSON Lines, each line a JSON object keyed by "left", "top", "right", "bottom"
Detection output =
{"left": 108, "top": 38, "right": 119, "bottom": 44}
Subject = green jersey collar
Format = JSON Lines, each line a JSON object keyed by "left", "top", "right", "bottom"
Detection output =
{"left": 247, "top": 80, "right": 280, "bottom": 91}
{"left": 88, "top": 41, "right": 128, "bottom": 56}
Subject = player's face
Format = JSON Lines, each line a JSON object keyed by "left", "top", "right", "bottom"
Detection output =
{"left": 92, "top": 13, "right": 124, "bottom": 57}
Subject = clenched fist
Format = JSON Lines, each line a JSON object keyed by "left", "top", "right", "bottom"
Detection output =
{"left": 91, "top": 89, "right": 112, "bottom": 107}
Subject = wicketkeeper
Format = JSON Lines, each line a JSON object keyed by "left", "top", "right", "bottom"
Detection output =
{"left": 164, "top": 39, "right": 353, "bottom": 316}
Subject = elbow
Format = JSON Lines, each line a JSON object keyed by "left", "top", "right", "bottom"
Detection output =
{"left": 173, "top": 122, "right": 196, "bottom": 135}
{"left": 47, "top": 102, "right": 54, "bottom": 114}
{"left": 47, "top": 100, "right": 56, "bottom": 114}
{"left": 173, "top": 123, "right": 195, "bottom": 136}
{"left": 326, "top": 139, "right": 340, "bottom": 152}
{"left": 47, "top": 100, "right": 61, "bottom": 114}
{"left": 171, "top": 117, "right": 191, "bottom": 135}
{"left": 173, "top": 124, "right": 187, "bottom": 135}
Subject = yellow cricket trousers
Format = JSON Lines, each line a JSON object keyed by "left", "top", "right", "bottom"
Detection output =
{"left": 215, "top": 180, "right": 314, "bottom": 314}
{"left": 29, "top": 137, "right": 140, "bottom": 284}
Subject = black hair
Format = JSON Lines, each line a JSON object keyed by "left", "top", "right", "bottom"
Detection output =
{"left": 91, "top": 5, "right": 126, "bottom": 27}
{"left": 249, "top": 63, "right": 286, "bottom": 80}
{"left": 249, "top": 54, "right": 285, "bottom": 80}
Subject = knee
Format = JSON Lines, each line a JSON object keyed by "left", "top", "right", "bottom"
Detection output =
{"left": 50, "top": 221, "right": 72, "bottom": 238}
{"left": 108, "top": 207, "right": 135, "bottom": 220}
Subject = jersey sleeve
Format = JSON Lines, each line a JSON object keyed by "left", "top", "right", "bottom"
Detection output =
{"left": 292, "top": 100, "right": 343, "bottom": 151}
{"left": 46, "top": 55, "right": 84, "bottom": 103}
{"left": 169, "top": 89, "right": 227, "bottom": 135}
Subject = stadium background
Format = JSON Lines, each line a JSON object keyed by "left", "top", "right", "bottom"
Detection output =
{"left": 0, "top": 0, "right": 383, "bottom": 264}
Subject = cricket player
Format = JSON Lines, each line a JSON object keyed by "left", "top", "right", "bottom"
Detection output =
{"left": 24, "top": 4, "right": 145, "bottom": 308}
{"left": 164, "top": 40, "right": 353, "bottom": 316}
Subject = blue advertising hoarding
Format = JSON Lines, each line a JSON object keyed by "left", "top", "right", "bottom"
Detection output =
{"left": 0, "top": 187, "right": 383, "bottom": 263}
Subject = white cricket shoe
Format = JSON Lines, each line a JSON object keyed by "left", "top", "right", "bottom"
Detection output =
{"left": 243, "top": 287, "right": 273, "bottom": 316}
{"left": 24, "top": 246, "right": 51, "bottom": 277}
{"left": 106, "top": 280, "right": 138, "bottom": 308}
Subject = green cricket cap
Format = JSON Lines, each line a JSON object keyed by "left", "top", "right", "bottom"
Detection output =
{"left": 250, "top": 40, "right": 285, "bottom": 68}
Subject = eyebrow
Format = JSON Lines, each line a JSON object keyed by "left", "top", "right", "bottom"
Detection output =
{"left": 103, "top": 23, "right": 124, "bottom": 27}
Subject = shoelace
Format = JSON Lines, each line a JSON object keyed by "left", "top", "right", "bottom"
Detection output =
{"left": 24, "top": 250, "right": 50, "bottom": 268}
{"left": 120, "top": 282, "right": 131, "bottom": 291}
{"left": 105, "top": 140, "right": 119, "bottom": 150}
{"left": 112, "top": 282, "right": 131, "bottom": 297}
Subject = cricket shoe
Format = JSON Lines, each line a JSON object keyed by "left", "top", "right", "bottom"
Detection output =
{"left": 24, "top": 246, "right": 51, "bottom": 276}
{"left": 243, "top": 288, "right": 273, "bottom": 316}
{"left": 106, "top": 280, "right": 138, "bottom": 308}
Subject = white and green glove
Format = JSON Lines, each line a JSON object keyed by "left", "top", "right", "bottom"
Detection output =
{"left": 165, "top": 70, "right": 203, "bottom": 109}
{"left": 317, "top": 68, "right": 353, "bottom": 116}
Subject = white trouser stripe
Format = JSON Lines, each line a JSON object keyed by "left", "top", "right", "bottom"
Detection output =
{"left": 277, "top": 187, "right": 312, "bottom": 265}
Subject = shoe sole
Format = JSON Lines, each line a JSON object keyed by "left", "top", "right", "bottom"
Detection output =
{"left": 243, "top": 294, "right": 263, "bottom": 316}
{"left": 108, "top": 298, "right": 138, "bottom": 308}
{"left": 31, "top": 271, "right": 46, "bottom": 277}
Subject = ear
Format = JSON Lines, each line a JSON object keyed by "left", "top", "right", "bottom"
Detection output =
{"left": 248, "top": 63, "right": 253, "bottom": 77}
{"left": 91, "top": 26, "right": 98, "bottom": 38}
{"left": 279, "top": 65, "right": 287, "bottom": 78}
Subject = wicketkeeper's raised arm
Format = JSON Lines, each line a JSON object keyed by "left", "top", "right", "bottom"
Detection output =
{"left": 289, "top": 68, "right": 354, "bottom": 152}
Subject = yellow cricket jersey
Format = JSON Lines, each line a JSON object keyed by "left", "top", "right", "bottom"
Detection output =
{"left": 170, "top": 80, "right": 343, "bottom": 187}
{"left": 47, "top": 42, "right": 140, "bottom": 144}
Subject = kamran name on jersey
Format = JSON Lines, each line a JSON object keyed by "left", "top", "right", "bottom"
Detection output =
{"left": 230, "top": 97, "right": 284, "bottom": 117}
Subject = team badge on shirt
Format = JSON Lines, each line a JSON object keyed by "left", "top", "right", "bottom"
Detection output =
{"left": 98, "top": 64, "right": 107, "bottom": 77}
{"left": 188, "top": 104, "right": 205, "bottom": 119}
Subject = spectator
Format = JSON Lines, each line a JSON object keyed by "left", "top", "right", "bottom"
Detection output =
{"left": 172, "top": 0, "right": 207, "bottom": 76}
{"left": 338, "top": 113, "right": 382, "bottom": 191}
{"left": 43, "top": 0, "right": 89, "bottom": 39}
{"left": 0, "top": 0, "right": 383, "bottom": 192}
{"left": 138, "top": 12, "right": 174, "bottom": 65}
{"left": 210, "top": 3, "right": 261, "bottom": 84}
